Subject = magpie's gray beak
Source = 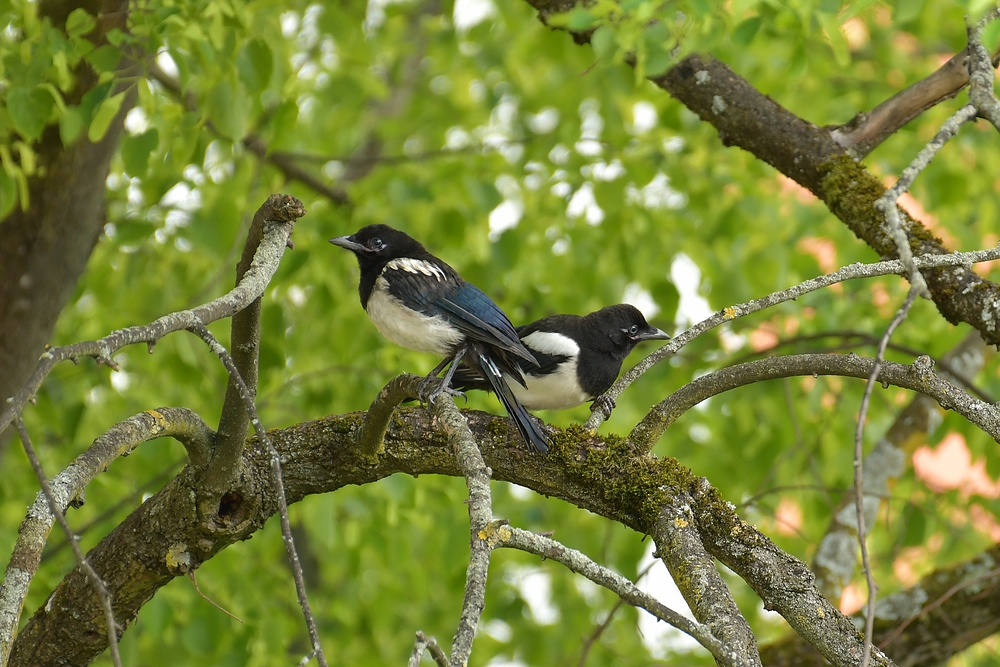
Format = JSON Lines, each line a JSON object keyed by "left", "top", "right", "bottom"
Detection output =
{"left": 329, "top": 235, "right": 366, "bottom": 252}
{"left": 638, "top": 326, "right": 671, "bottom": 341}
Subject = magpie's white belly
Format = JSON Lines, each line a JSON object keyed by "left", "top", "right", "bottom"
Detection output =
{"left": 365, "top": 280, "right": 463, "bottom": 355}
{"left": 511, "top": 359, "right": 591, "bottom": 410}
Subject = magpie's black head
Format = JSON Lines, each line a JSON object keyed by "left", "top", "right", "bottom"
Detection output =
{"left": 329, "top": 224, "right": 428, "bottom": 271}
{"left": 584, "top": 304, "right": 671, "bottom": 355}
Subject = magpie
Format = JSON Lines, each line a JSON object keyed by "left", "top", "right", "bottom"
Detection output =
{"left": 451, "top": 304, "right": 670, "bottom": 415}
{"left": 329, "top": 224, "right": 551, "bottom": 453}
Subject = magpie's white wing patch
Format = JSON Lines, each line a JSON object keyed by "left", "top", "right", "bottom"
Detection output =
{"left": 385, "top": 258, "right": 447, "bottom": 281}
{"left": 522, "top": 331, "right": 580, "bottom": 357}
{"left": 511, "top": 357, "right": 591, "bottom": 410}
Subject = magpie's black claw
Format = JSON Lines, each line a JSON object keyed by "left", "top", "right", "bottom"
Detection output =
{"left": 592, "top": 394, "right": 616, "bottom": 420}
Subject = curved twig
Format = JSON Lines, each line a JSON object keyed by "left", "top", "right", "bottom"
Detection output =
{"left": 0, "top": 195, "right": 303, "bottom": 437}
{"left": 626, "top": 353, "right": 1000, "bottom": 452}
{"left": 358, "top": 374, "right": 422, "bottom": 455}
{"left": 585, "top": 246, "right": 1000, "bottom": 432}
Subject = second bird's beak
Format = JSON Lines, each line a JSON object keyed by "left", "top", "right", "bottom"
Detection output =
{"left": 639, "top": 326, "right": 671, "bottom": 341}
{"left": 328, "top": 235, "right": 366, "bottom": 253}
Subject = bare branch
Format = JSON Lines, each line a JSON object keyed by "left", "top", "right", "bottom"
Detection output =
{"left": 209, "top": 196, "right": 304, "bottom": 499}
{"left": 626, "top": 352, "right": 1000, "bottom": 452}
{"left": 13, "top": 418, "right": 123, "bottom": 667}
{"left": 357, "top": 374, "right": 422, "bottom": 455}
{"left": 0, "top": 407, "right": 213, "bottom": 663}
{"left": 585, "top": 246, "right": 1000, "bottom": 432}
{"left": 968, "top": 13, "right": 1000, "bottom": 129}
{"left": 876, "top": 105, "right": 977, "bottom": 296}
{"left": 187, "top": 325, "right": 329, "bottom": 667}
{"left": 652, "top": 499, "right": 762, "bottom": 666}
{"left": 429, "top": 394, "right": 494, "bottom": 666}
{"left": 409, "top": 631, "right": 451, "bottom": 667}
{"left": 854, "top": 288, "right": 919, "bottom": 667}
{"left": 0, "top": 194, "right": 303, "bottom": 437}
{"left": 831, "top": 45, "right": 1000, "bottom": 157}
{"left": 495, "top": 524, "right": 736, "bottom": 663}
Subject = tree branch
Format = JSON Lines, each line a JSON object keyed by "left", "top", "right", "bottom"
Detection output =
{"left": 0, "top": 406, "right": 213, "bottom": 665}
{"left": 652, "top": 499, "right": 761, "bottom": 666}
{"left": 496, "top": 525, "right": 733, "bottom": 664}
{"left": 831, "top": 45, "right": 1000, "bottom": 157}
{"left": 187, "top": 325, "right": 328, "bottom": 667}
{"left": 853, "top": 288, "right": 919, "bottom": 667}
{"left": 357, "top": 374, "right": 422, "bottom": 456}
{"left": 627, "top": 352, "right": 999, "bottom": 452}
{"left": 585, "top": 246, "right": 1000, "bottom": 432}
{"left": 0, "top": 194, "right": 302, "bottom": 437}
{"left": 813, "top": 330, "right": 993, "bottom": 599}
{"left": 429, "top": 394, "right": 494, "bottom": 666}
{"left": 208, "top": 195, "right": 304, "bottom": 501}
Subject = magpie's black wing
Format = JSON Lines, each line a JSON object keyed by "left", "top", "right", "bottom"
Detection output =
{"left": 382, "top": 260, "right": 537, "bottom": 366}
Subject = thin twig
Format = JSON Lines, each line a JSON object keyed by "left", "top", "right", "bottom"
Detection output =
{"left": 494, "top": 526, "right": 732, "bottom": 662}
{"left": 187, "top": 325, "right": 328, "bottom": 667}
{"left": 854, "top": 287, "right": 919, "bottom": 667}
{"left": 0, "top": 194, "right": 301, "bottom": 437}
{"left": 875, "top": 105, "right": 977, "bottom": 297}
{"left": 628, "top": 351, "right": 1000, "bottom": 452}
{"left": 585, "top": 245, "right": 1000, "bottom": 432}
{"left": 14, "top": 418, "right": 123, "bottom": 667}
{"left": 410, "top": 631, "right": 451, "bottom": 667}
{"left": 576, "top": 561, "right": 655, "bottom": 667}
{"left": 429, "top": 395, "right": 494, "bottom": 666}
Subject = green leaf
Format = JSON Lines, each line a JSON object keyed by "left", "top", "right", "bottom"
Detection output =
{"left": 901, "top": 504, "right": 926, "bottom": 547}
{"left": 65, "top": 8, "right": 96, "bottom": 38}
{"left": 818, "top": 13, "right": 850, "bottom": 67}
{"left": 236, "top": 38, "right": 273, "bottom": 94}
{"left": 121, "top": 129, "right": 160, "bottom": 177}
{"left": 566, "top": 7, "right": 598, "bottom": 31}
{"left": 732, "top": 16, "right": 762, "bottom": 46}
{"left": 591, "top": 26, "right": 616, "bottom": 62}
{"left": 206, "top": 80, "right": 247, "bottom": 140}
{"left": 59, "top": 107, "right": 85, "bottom": 145}
{"left": 7, "top": 87, "right": 53, "bottom": 141}
{"left": 0, "top": 171, "right": 17, "bottom": 219}
{"left": 84, "top": 44, "right": 122, "bottom": 73}
{"left": 894, "top": 0, "right": 925, "bottom": 24}
{"left": 88, "top": 91, "right": 125, "bottom": 142}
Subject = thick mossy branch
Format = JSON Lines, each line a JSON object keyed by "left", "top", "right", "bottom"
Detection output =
{"left": 8, "top": 406, "right": 983, "bottom": 665}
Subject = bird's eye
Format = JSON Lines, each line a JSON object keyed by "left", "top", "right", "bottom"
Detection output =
{"left": 368, "top": 237, "right": 384, "bottom": 250}
{"left": 628, "top": 325, "right": 639, "bottom": 336}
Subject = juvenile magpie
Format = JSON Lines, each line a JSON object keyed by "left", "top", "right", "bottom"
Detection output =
{"left": 329, "top": 224, "right": 551, "bottom": 453}
{"left": 451, "top": 304, "right": 670, "bottom": 415}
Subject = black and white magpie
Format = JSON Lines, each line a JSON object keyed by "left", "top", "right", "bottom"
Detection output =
{"left": 329, "top": 224, "right": 551, "bottom": 453}
{"left": 451, "top": 304, "right": 670, "bottom": 415}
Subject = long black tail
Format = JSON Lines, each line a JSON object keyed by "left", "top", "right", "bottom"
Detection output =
{"left": 470, "top": 346, "right": 549, "bottom": 453}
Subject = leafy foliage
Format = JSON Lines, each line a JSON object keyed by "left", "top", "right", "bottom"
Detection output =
{"left": 3, "top": 0, "right": 1000, "bottom": 664}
